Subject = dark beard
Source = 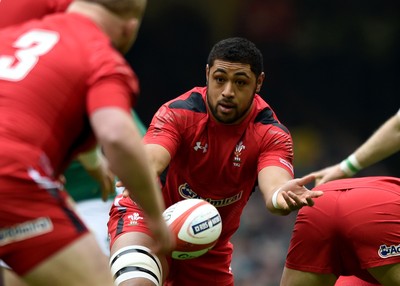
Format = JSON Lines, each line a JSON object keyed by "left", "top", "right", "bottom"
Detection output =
{"left": 206, "top": 89, "right": 255, "bottom": 124}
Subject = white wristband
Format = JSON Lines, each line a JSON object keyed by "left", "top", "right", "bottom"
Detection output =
{"left": 339, "top": 154, "right": 362, "bottom": 176}
{"left": 348, "top": 154, "right": 362, "bottom": 170}
{"left": 272, "top": 188, "right": 282, "bottom": 209}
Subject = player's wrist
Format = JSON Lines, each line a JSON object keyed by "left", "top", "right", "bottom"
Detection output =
{"left": 272, "top": 188, "right": 282, "bottom": 209}
{"left": 339, "top": 154, "right": 363, "bottom": 176}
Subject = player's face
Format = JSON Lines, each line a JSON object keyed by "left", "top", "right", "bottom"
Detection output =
{"left": 206, "top": 60, "right": 264, "bottom": 124}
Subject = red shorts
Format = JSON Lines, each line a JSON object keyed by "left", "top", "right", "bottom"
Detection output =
{"left": 107, "top": 195, "right": 153, "bottom": 247}
{"left": 108, "top": 195, "right": 234, "bottom": 286}
{"left": 0, "top": 179, "right": 88, "bottom": 275}
{"left": 285, "top": 177, "right": 400, "bottom": 284}
{"left": 164, "top": 246, "right": 234, "bottom": 286}
{"left": 335, "top": 276, "right": 380, "bottom": 286}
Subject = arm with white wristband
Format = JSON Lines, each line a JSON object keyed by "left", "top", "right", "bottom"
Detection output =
{"left": 267, "top": 176, "right": 323, "bottom": 214}
{"left": 258, "top": 166, "right": 323, "bottom": 215}
{"left": 310, "top": 108, "right": 400, "bottom": 185}
{"left": 340, "top": 110, "right": 400, "bottom": 177}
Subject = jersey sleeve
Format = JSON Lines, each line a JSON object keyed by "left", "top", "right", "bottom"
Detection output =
{"left": 86, "top": 48, "right": 139, "bottom": 115}
{"left": 143, "top": 105, "right": 181, "bottom": 158}
{"left": 86, "top": 75, "right": 135, "bottom": 115}
{"left": 257, "top": 124, "right": 294, "bottom": 177}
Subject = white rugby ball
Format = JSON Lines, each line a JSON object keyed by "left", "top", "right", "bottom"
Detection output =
{"left": 163, "top": 199, "right": 222, "bottom": 260}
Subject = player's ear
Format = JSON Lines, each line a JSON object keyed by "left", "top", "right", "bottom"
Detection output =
{"left": 124, "top": 18, "right": 139, "bottom": 38}
{"left": 119, "top": 18, "right": 140, "bottom": 53}
{"left": 255, "top": 72, "right": 265, "bottom": 93}
{"left": 205, "top": 64, "right": 210, "bottom": 84}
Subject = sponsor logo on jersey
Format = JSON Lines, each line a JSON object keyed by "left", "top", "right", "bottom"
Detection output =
{"left": 194, "top": 141, "right": 208, "bottom": 153}
{"left": 279, "top": 157, "right": 294, "bottom": 174}
{"left": 378, "top": 243, "right": 400, "bottom": 258}
{"left": 233, "top": 141, "right": 246, "bottom": 167}
{"left": 178, "top": 183, "right": 243, "bottom": 207}
{"left": 0, "top": 217, "right": 53, "bottom": 246}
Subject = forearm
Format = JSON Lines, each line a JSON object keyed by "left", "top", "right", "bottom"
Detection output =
{"left": 351, "top": 113, "right": 400, "bottom": 169}
{"left": 104, "top": 138, "right": 165, "bottom": 219}
{"left": 91, "top": 108, "right": 165, "bottom": 219}
{"left": 311, "top": 111, "right": 400, "bottom": 185}
{"left": 262, "top": 175, "right": 323, "bottom": 215}
{"left": 258, "top": 167, "right": 322, "bottom": 215}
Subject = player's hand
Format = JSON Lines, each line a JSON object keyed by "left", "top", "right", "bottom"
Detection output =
{"left": 307, "top": 164, "right": 348, "bottom": 186}
{"left": 115, "top": 180, "right": 130, "bottom": 197}
{"left": 85, "top": 161, "right": 116, "bottom": 201}
{"left": 275, "top": 175, "right": 324, "bottom": 212}
{"left": 100, "top": 168, "right": 116, "bottom": 201}
{"left": 59, "top": 174, "right": 66, "bottom": 185}
{"left": 116, "top": 178, "right": 162, "bottom": 198}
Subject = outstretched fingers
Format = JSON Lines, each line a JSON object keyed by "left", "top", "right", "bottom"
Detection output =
{"left": 280, "top": 177, "right": 324, "bottom": 211}
{"left": 281, "top": 191, "right": 309, "bottom": 211}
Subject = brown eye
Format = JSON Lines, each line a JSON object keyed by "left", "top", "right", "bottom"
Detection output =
{"left": 215, "top": 77, "right": 225, "bottom": 83}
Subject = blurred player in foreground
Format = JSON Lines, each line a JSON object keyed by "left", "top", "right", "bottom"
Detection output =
{"left": 107, "top": 37, "right": 323, "bottom": 286}
{"left": 280, "top": 176, "right": 400, "bottom": 286}
{"left": 0, "top": 0, "right": 149, "bottom": 257}
{"left": 0, "top": 2, "right": 115, "bottom": 285}
{"left": 0, "top": 0, "right": 173, "bottom": 285}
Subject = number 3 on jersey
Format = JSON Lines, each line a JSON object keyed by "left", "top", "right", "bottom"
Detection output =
{"left": 0, "top": 29, "right": 59, "bottom": 81}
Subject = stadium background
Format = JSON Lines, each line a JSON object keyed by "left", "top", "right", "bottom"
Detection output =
{"left": 124, "top": 1, "right": 399, "bottom": 285}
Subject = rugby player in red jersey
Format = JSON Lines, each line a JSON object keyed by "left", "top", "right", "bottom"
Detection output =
{"left": 0, "top": 1, "right": 173, "bottom": 285}
{"left": 107, "top": 37, "right": 323, "bottom": 286}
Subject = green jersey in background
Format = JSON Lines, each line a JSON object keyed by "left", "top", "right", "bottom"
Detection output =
{"left": 65, "top": 111, "right": 147, "bottom": 201}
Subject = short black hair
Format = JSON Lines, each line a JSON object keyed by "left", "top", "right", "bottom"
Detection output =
{"left": 207, "top": 37, "right": 264, "bottom": 77}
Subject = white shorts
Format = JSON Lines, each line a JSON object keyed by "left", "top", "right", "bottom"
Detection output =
{"left": 0, "top": 260, "right": 10, "bottom": 269}
{"left": 75, "top": 198, "right": 112, "bottom": 256}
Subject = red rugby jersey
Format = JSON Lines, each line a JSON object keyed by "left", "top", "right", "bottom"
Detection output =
{"left": 0, "top": 0, "right": 71, "bottom": 29}
{"left": 0, "top": 13, "right": 139, "bottom": 178}
{"left": 144, "top": 86, "right": 294, "bottom": 248}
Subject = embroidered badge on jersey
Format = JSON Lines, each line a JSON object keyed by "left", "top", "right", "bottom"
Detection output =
{"left": 233, "top": 141, "right": 246, "bottom": 167}
{"left": 128, "top": 212, "right": 143, "bottom": 226}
